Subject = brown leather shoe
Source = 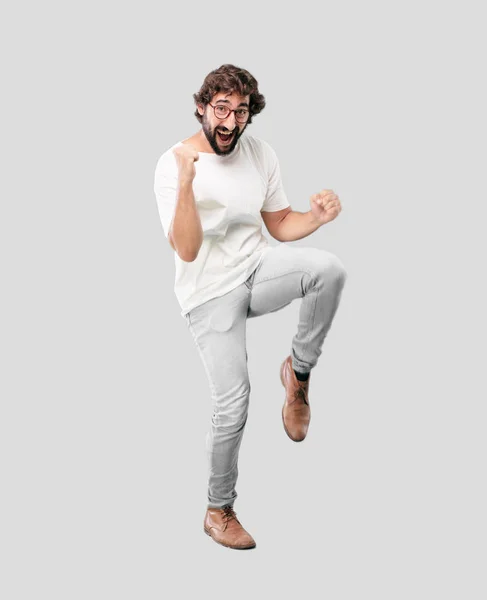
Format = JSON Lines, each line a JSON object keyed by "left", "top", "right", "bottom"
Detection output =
{"left": 280, "top": 355, "right": 311, "bottom": 442}
{"left": 204, "top": 506, "right": 256, "bottom": 550}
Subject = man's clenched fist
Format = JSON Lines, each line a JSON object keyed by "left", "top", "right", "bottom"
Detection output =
{"left": 310, "top": 189, "right": 342, "bottom": 225}
{"left": 173, "top": 143, "right": 200, "bottom": 181}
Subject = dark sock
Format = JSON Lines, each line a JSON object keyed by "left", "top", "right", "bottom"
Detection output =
{"left": 294, "top": 369, "right": 310, "bottom": 381}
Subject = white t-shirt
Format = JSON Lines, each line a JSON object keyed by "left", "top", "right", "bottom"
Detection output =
{"left": 153, "top": 133, "right": 290, "bottom": 318}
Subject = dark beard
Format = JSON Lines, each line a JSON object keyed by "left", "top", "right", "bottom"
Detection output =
{"left": 202, "top": 113, "right": 246, "bottom": 156}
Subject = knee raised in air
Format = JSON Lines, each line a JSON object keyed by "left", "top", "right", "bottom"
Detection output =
{"left": 316, "top": 252, "right": 348, "bottom": 287}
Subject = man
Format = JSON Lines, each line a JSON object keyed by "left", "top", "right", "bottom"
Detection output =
{"left": 154, "top": 64, "right": 347, "bottom": 550}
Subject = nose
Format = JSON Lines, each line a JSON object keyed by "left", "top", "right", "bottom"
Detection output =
{"left": 222, "top": 111, "right": 237, "bottom": 130}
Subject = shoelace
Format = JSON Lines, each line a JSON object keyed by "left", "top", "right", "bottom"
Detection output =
{"left": 222, "top": 505, "right": 240, "bottom": 525}
{"left": 294, "top": 386, "right": 309, "bottom": 405}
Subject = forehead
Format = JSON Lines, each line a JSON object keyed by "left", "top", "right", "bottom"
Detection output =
{"left": 211, "top": 91, "right": 250, "bottom": 105}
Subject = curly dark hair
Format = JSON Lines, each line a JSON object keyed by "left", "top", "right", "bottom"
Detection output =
{"left": 193, "top": 64, "right": 266, "bottom": 125}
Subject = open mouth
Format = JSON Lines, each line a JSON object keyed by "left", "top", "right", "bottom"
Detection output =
{"left": 217, "top": 130, "right": 235, "bottom": 145}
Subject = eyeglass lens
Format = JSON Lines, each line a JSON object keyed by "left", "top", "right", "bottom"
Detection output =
{"left": 214, "top": 105, "right": 249, "bottom": 122}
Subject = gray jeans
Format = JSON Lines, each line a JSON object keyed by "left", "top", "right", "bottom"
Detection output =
{"left": 184, "top": 243, "right": 347, "bottom": 509}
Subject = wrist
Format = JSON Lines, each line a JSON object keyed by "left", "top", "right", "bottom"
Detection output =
{"left": 307, "top": 210, "right": 322, "bottom": 228}
{"left": 178, "top": 175, "right": 194, "bottom": 186}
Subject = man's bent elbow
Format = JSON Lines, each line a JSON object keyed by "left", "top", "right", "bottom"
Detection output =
{"left": 178, "top": 250, "right": 199, "bottom": 262}
{"left": 169, "top": 230, "right": 202, "bottom": 262}
{"left": 174, "top": 240, "right": 201, "bottom": 262}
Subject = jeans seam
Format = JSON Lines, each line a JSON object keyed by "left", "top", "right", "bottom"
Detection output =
{"left": 299, "top": 286, "right": 319, "bottom": 365}
{"left": 253, "top": 268, "right": 314, "bottom": 286}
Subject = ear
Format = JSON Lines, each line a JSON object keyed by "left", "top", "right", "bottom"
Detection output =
{"left": 197, "top": 103, "right": 205, "bottom": 116}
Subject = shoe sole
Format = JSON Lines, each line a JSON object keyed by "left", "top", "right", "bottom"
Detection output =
{"left": 204, "top": 526, "right": 256, "bottom": 550}
{"left": 280, "top": 359, "right": 307, "bottom": 442}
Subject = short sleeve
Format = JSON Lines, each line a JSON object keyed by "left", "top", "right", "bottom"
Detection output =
{"left": 154, "top": 152, "right": 178, "bottom": 238}
{"left": 261, "top": 143, "right": 291, "bottom": 213}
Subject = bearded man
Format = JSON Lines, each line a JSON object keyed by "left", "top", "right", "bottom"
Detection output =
{"left": 154, "top": 63, "right": 347, "bottom": 550}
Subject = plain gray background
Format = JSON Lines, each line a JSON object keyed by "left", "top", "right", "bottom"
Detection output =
{"left": 2, "top": 1, "right": 486, "bottom": 598}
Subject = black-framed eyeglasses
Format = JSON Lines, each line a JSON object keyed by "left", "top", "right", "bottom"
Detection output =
{"left": 208, "top": 102, "right": 250, "bottom": 123}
